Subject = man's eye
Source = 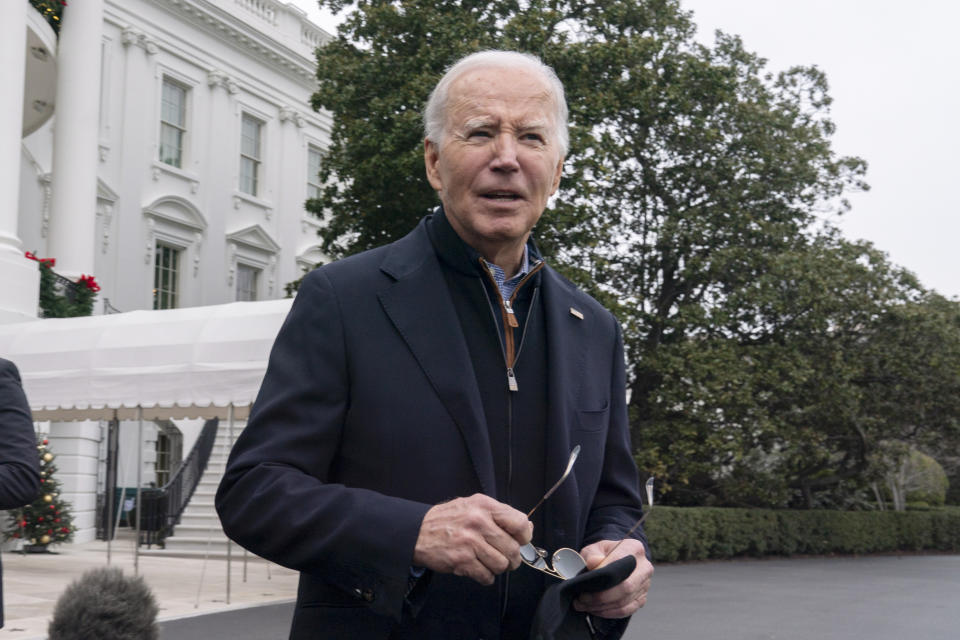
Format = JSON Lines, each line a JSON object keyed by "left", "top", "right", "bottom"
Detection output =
{"left": 522, "top": 133, "right": 545, "bottom": 143}
{"left": 468, "top": 130, "right": 492, "bottom": 138}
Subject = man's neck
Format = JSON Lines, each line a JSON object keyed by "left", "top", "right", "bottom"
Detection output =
{"left": 477, "top": 242, "right": 527, "bottom": 280}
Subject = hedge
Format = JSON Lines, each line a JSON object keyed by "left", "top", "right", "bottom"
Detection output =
{"left": 644, "top": 506, "right": 960, "bottom": 562}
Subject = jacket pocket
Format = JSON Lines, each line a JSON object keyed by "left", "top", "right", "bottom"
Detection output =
{"left": 576, "top": 401, "right": 609, "bottom": 432}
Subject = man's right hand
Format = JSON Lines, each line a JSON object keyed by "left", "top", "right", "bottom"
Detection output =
{"left": 412, "top": 494, "right": 533, "bottom": 585}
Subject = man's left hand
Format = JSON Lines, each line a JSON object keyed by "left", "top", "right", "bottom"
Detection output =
{"left": 573, "top": 538, "right": 654, "bottom": 618}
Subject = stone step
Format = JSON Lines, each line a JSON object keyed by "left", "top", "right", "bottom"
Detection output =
{"left": 172, "top": 523, "right": 225, "bottom": 536}
{"left": 163, "top": 532, "right": 230, "bottom": 546}
{"left": 183, "top": 497, "right": 216, "bottom": 508}
{"left": 181, "top": 499, "right": 217, "bottom": 509}
{"left": 177, "top": 514, "right": 221, "bottom": 528}
{"left": 179, "top": 508, "right": 218, "bottom": 522}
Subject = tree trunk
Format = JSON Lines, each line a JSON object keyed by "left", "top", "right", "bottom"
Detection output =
{"left": 870, "top": 482, "right": 886, "bottom": 511}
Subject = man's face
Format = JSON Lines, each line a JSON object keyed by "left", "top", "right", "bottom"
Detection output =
{"left": 424, "top": 66, "right": 564, "bottom": 258}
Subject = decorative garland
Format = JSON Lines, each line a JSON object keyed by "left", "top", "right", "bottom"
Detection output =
{"left": 29, "top": 0, "right": 67, "bottom": 35}
{"left": 25, "top": 252, "right": 100, "bottom": 318}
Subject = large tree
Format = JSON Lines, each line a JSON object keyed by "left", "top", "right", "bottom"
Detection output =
{"left": 308, "top": 0, "right": 958, "bottom": 507}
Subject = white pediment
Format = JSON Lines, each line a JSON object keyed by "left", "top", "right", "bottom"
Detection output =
{"left": 226, "top": 224, "right": 281, "bottom": 254}
{"left": 143, "top": 196, "right": 208, "bottom": 232}
{"left": 97, "top": 178, "right": 119, "bottom": 203}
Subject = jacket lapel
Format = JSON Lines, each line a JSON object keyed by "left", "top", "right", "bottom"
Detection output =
{"left": 376, "top": 222, "right": 496, "bottom": 496}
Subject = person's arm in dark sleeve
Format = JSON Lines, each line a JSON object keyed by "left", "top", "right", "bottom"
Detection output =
{"left": 575, "top": 321, "right": 653, "bottom": 634}
{"left": 582, "top": 321, "right": 646, "bottom": 550}
{"left": 215, "top": 271, "right": 430, "bottom": 621}
{"left": 0, "top": 359, "right": 41, "bottom": 509}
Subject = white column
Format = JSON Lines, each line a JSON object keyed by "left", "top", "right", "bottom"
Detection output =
{"left": 0, "top": 0, "right": 39, "bottom": 323}
{"left": 47, "top": 0, "right": 104, "bottom": 280}
{"left": 278, "top": 106, "right": 306, "bottom": 293}
{"left": 205, "top": 71, "right": 237, "bottom": 304}
{"left": 48, "top": 421, "right": 102, "bottom": 544}
{"left": 112, "top": 28, "right": 156, "bottom": 310}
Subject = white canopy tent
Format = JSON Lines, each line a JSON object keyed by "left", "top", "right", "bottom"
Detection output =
{"left": 0, "top": 298, "right": 292, "bottom": 421}
{"left": 0, "top": 298, "right": 293, "bottom": 595}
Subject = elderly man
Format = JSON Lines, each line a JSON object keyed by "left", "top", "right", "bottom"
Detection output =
{"left": 217, "top": 50, "right": 652, "bottom": 639}
{"left": 0, "top": 358, "right": 42, "bottom": 629}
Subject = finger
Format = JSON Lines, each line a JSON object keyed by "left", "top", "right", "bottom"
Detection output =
{"left": 451, "top": 549, "right": 496, "bottom": 586}
{"left": 459, "top": 496, "right": 525, "bottom": 573}
{"left": 579, "top": 540, "right": 621, "bottom": 570}
{"left": 479, "top": 519, "right": 526, "bottom": 570}
{"left": 472, "top": 534, "right": 515, "bottom": 577}
{"left": 577, "top": 589, "right": 648, "bottom": 618}
{"left": 576, "top": 571, "right": 651, "bottom": 614}
{"left": 490, "top": 504, "right": 533, "bottom": 543}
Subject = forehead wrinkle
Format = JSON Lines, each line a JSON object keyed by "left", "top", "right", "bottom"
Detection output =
{"left": 442, "top": 71, "right": 560, "bottom": 145}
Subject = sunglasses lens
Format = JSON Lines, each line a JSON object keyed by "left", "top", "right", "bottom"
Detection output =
{"left": 553, "top": 548, "right": 587, "bottom": 579}
{"left": 519, "top": 543, "right": 539, "bottom": 563}
{"left": 520, "top": 543, "right": 548, "bottom": 570}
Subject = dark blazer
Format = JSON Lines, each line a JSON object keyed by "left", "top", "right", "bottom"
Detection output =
{"left": 216, "top": 216, "right": 644, "bottom": 639}
{"left": 0, "top": 358, "right": 42, "bottom": 629}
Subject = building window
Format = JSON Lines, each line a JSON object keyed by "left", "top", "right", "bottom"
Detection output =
{"left": 307, "top": 145, "right": 323, "bottom": 199}
{"left": 235, "top": 263, "right": 259, "bottom": 301}
{"left": 160, "top": 79, "right": 187, "bottom": 168}
{"left": 153, "top": 244, "right": 180, "bottom": 309}
{"left": 240, "top": 114, "right": 262, "bottom": 196}
{"left": 154, "top": 421, "right": 182, "bottom": 488}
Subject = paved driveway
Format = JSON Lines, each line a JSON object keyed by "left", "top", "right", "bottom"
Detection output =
{"left": 159, "top": 555, "right": 960, "bottom": 639}
{"left": 624, "top": 555, "right": 960, "bottom": 640}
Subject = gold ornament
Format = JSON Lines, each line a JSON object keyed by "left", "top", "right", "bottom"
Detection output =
{"left": 43, "top": 453, "right": 54, "bottom": 462}
{"left": 30, "top": 538, "right": 36, "bottom": 544}
{"left": 40, "top": 535, "right": 51, "bottom": 544}
{"left": 44, "top": 494, "right": 53, "bottom": 503}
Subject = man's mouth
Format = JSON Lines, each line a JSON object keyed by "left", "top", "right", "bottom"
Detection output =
{"left": 481, "top": 191, "right": 522, "bottom": 201}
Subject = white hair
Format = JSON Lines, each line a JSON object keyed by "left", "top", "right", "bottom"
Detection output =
{"left": 423, "top": 50, "right": 569, "bottom": 157}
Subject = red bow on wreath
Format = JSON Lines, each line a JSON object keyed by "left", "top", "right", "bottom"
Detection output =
{"left": 78, "top": 274, "right": 101, "bottom": 292}
{"left": 24, "top": 251, "right": 56, "bottom": 267}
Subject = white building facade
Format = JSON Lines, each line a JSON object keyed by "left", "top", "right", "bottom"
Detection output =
{"left": 4, "top": 0, "right": 333, "bottom": 543}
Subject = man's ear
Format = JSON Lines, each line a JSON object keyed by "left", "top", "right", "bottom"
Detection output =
{"left": 424, "top": 139, "right": 443, "bottom": 192}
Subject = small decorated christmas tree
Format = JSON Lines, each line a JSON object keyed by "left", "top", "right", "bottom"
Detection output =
{"left": 3, "top": 437, "right": 75, "bottom": 551}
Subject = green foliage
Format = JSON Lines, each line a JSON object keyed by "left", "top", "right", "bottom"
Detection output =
{"left": 901, "top": 451, "right": 949, "bottom": 506}
{"left": 3, "top": 438, "right": 76, "bottom": 548}
{"left": 36, "top": 261, "right": 98, "bottom": 318}
{"left": 309, "top": 0, "right": 960, "bottom": 507}
{"left": 946, "top": 468, "right": 960, "bottom": 506}
{"left": 645, "top": 506, "right": 960, "bottom": 562}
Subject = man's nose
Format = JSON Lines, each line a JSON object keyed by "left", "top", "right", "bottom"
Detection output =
{"left": 489, "top": 134, "right": 520, "bottom": 171}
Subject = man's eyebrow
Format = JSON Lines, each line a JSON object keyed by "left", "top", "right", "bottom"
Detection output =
{"left": 460, "top": 117, "right": 550, "bottom": 131}
{"left": 516, "top": 119, "right": 549, "bottom": 132}
{"left": 462, "top": 117, "right": 496, "bottom": 130}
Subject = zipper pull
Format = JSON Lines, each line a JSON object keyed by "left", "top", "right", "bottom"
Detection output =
{"left": 507, "top": 368, "right": 519, "bottom": 392}
{"left": 503, "top": 300, "right": 519, "bottom": 328}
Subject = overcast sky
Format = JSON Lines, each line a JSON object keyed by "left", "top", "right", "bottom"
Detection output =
{"left": 291, "top": 0, "right": 959, "bottom": 299}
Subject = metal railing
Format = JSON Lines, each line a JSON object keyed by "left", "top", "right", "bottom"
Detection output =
{"left": 102, "top": 297, "right": 122, "bottom": 314}
{"left": 137, "top": 418, "right": 219, "bottom": 547}
{"left": 48, "top": 269, "right": 81, "bottom": 301}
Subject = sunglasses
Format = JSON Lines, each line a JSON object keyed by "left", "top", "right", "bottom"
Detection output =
{"left": 519, "top": 446, "right": 654, "bottom": 580}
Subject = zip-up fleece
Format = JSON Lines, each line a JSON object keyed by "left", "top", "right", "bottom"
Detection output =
{"left": 426, "top": 208, "right": 550, "bottom": 638}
